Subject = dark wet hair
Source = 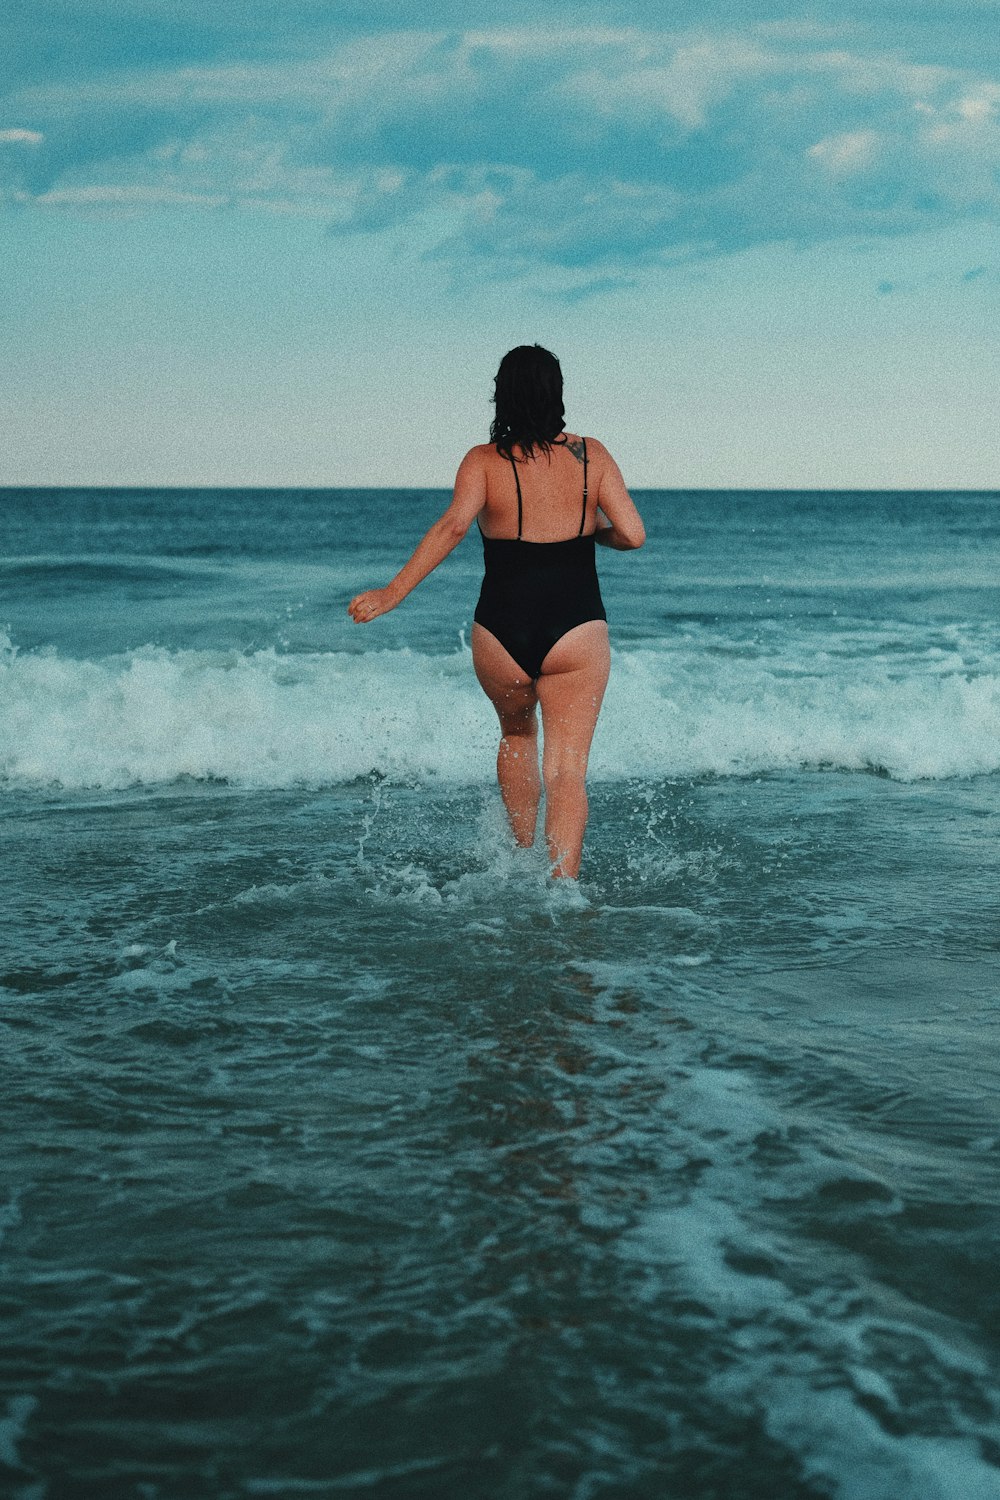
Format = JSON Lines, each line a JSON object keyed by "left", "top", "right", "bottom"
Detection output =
{"left": 490, "top": 344, "right": 565, "bottom": 461}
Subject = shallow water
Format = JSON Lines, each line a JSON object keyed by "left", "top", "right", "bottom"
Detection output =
{"left": 2, "top": 488, "right": 1000, "bottom": 1498}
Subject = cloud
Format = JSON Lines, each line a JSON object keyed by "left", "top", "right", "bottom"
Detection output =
{"left": 35, "top": 183, "right": 225, "bottom": 207}
{"left": 0, "top": 127, "right": 44, "bottom": 144}
{"left": 806, "top": 128, "right": 880, "bottom": 174}
{"left": 3, "top": 22, "right": 1000, "bottom": 281}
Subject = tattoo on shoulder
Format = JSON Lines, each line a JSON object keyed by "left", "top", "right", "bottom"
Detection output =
{"left": 566, "top": 437, "right": 586, "bottom": 464}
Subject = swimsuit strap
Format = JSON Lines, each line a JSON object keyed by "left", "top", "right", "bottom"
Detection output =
{"left": 507, "top": 439, "right": 585, "bottom": 540}
{"left": 509, "top": 454, "right": 523, "bottom": 540}
{"left": 579, "top": 437, "right": 588, "bottom": 536}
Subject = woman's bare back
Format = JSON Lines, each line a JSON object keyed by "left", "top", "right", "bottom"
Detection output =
{"left": 476, "top": 435, "right": 601, "bottom": 542}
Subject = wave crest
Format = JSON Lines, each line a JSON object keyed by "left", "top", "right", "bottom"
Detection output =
{"left": 2, "top": 634, "right": 1000, "bottom": 789}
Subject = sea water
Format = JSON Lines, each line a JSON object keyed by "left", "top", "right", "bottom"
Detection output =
{"left": 2, "top": 487, "right": 1000, "bottom": 1499}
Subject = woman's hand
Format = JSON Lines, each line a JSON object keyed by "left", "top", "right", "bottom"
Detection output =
{"left": 348, "top": 586, "right": 398, "bottom": 624}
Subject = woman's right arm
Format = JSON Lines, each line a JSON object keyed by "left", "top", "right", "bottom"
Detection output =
{"left": 591, "top": 441, "right": 646, "bottom": 550}
{"left": 347, "top": 447, "right": 486, "bottom": 623}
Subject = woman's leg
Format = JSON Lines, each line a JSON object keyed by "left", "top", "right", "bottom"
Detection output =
{"left": 472, "top": 623, "right": 541, "bottom": 846}
{"left": 536, "top": 622, "right": 610, "bottom": 878}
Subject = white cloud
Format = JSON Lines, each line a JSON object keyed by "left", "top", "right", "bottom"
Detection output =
{"left": 807, "top": 128, "right": 880, "bottom": 174}
{"left": 0, "top": 127, "right": 44, "bottom": 144}
{"left": 953, "top": 84, "right": 1000, "bottom": 122}
{"left": 4, "top": 25, "right": 1000, "bottom": 278}
{"left": 34, "top": 184, "right": 226, "bottom": 207}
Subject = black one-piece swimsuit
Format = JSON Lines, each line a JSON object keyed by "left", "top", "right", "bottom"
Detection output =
{"left": 474, "top": 437, "right": 607, "bottom": 681}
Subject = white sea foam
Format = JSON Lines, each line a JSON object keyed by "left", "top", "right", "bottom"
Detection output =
{"left": 555, "top": 956, "right": 1000, "bottom": 1496}
{"left": 607, "top": 1050, "right": 1000, "bottom": 1500}
{"left": 3, "top": 632, "right": 1000, "bottom": 789}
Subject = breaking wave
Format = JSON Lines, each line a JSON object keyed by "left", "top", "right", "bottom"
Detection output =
{"left": 3, "top": 632, "right": 1000, "bottom": 790}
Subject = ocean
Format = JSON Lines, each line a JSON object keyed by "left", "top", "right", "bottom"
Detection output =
{"left": 2, "top": 486, "right": 1000, "bottom": 1499}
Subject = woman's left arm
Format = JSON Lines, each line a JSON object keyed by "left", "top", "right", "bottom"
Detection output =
{"left": 348, "top": 450, "right": 486, "bottom": 624}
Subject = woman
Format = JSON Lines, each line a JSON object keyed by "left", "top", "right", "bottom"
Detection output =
{"left": 348, "top": 345, "right": 645, "bottom": 878}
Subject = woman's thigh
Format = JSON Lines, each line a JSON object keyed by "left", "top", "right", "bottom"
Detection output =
{"left": 536, "top": 621, "right": 611, "bottom": 772}
{"left": 471, "top": 622, "right": 538, "bottom": 732}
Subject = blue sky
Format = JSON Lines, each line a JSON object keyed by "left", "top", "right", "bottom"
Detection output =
{"left": 2, "top": 1, "right": 998, "bottom": 486}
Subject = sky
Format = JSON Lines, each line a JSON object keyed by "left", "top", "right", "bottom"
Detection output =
{"left": 2, "top": 0, "right": 998, "bottom": 487}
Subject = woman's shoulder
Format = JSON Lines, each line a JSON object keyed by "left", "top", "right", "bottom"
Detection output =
{"left": 455, "top": 443, "right": 494, "bottom": 476}
{"left": 461, "top": 442, "right": 497, "bottom": 465}
{"left": 554, "top": 434, "right": 611, "bottom": 473}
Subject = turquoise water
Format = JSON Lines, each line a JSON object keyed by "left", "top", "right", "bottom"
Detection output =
{"left": 2, "top": 488, "right": 1000, "bottom": 1498}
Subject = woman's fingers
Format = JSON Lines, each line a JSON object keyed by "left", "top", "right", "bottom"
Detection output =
{"left": 348, "top": 589, "right": 388, "bottom": 622}
{"left": 350, "top": 585, "right": 403, "bottom": 621}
